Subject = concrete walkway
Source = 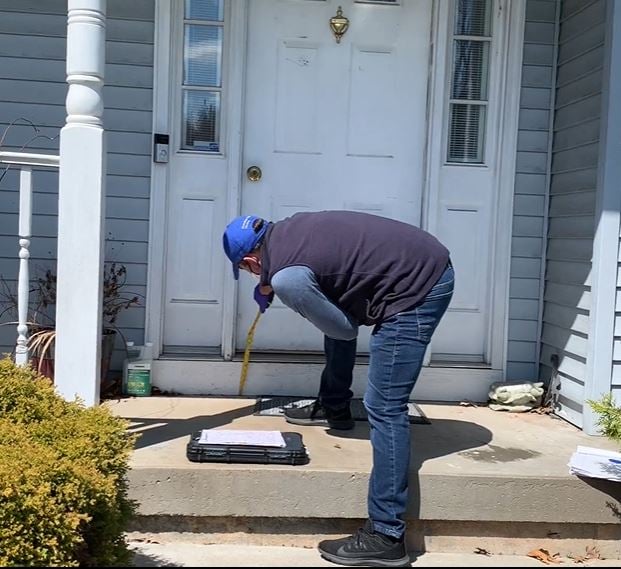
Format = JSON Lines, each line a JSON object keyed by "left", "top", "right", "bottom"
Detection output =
{"left": 129, "top": 540, "right": 620, "bottom": 567}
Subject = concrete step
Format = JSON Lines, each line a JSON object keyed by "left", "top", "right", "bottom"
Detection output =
{"left": 128, "top": 540, "right": 621, "bottom": 567}
{"left": 107, "top": 397, "right": 621, "bottom": 559}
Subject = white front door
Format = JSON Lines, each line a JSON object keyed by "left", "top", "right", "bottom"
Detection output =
{"left": 155, "top": 0, "right": 516, "bottom": 370}
{"left": 236, "top": 0, "right": 432, "bottom": 353}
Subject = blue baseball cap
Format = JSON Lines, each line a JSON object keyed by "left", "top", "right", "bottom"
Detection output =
{"left": 222, "top": 215, "right": 269, "bottom": 279}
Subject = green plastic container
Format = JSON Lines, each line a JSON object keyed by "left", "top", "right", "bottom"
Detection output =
{"left": 125, "top": 363, "right": 151, "bottom": 396}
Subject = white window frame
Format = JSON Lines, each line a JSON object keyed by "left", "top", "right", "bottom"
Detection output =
{"left": 175, "top": 0, "right": 229, "bottom": 156}
{"left": 445, "top": 0, "right": 495, "bottom": 166}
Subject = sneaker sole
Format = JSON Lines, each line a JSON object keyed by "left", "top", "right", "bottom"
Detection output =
{"left": 285, "top": 416, "right": 355, "bottom": 430}
{"left": 319, "top": 551, "right": 410, "bottom": 567}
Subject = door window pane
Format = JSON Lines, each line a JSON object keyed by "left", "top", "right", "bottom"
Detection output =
{"left": 181, "top": 1, "right": 224, "bottom": 152}
{"left": 448, "top": 104, "right": 486, "bottom": 163}
{"left": 185, "top": 0, "right": 224, "bottom": 21}
{"left": 452, "top": 40, "right": 489, "bottom": 100}
{"left": 184, "top": 24, "right": 223, "bottom": 87}
{"left": 183, "top": 90, "right": 221, "bottom": 152}
{"left": 447, "top": 0, "right": 492, "bottom": 164}
{"left": 455, "top": 0, "right": 491, "bottom": 36}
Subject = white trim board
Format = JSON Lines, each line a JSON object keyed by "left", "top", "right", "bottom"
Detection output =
{"left": 493, "top": 0, "right": 527, "bottom": 372}
{"left": 585, "top": 0, "right": 621, "bottom": 435}
{"left": 153, "top": 360, "right": 502, "bottom": 402}
{"left": 221, "top": 0, "right": 248, "bottom": 359}
{"left": 145, "top": 0, "right": 173, "bottom": 358}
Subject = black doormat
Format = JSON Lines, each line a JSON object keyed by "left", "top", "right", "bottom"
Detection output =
{"left": 253, "top": 396, "right": 430, "bottom": 425}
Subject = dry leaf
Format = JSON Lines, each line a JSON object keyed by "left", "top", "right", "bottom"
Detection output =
{"left": 460, "top": 400, "right": 478, "bottom": 407}
{"left": 527, "top": 548, "right": 562, "bottom": 564}
{"left": 569, "top": 546, "right": 604, "bottom": 564}
{"left": 333, "top": 443, "right": 341, "bottom": 449}
{"left": 585, "top": 546, "right": 601, "bottom": 560}
{"left": 474, "top": 547, "right": 491, "bottom": 556}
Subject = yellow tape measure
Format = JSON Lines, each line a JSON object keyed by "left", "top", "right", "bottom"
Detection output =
{"left": 238, "top": 309, "right": 262, "bottom": 396}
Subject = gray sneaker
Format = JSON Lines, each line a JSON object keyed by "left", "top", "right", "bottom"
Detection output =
{"left": 284, "top": 400, "right": 355, "bottom": 430}
{"left": 318, "top": 521, "right": 409, "bottom": 567}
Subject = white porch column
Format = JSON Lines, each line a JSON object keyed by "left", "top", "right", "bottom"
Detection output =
{"left": 55, "top": 0, "right": 106, "bottom": 405}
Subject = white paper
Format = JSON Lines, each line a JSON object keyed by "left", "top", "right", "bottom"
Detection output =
{"left": 198, "top": 429, "right": 286, "bottom": 447}
{"left": 568, "top": 445, "right": 621, "bottom": 482}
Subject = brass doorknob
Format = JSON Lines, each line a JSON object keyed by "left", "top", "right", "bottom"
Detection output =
{"left": 246, "top": 166, "right": 262, "bottom": 182}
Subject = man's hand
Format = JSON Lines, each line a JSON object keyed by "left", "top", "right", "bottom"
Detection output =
{"left": 254, "top": 284, "right": 274, "bottom": 313}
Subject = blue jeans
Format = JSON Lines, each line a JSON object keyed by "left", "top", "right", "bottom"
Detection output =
{"left": 365, "top": 264, "right": 454, "bottom": 537}
{"left": 273, "top": 262, "right": 454, "bottom": 537}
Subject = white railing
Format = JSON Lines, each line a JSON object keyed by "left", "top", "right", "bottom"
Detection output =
{"left": 0, "top": 151, "right": 60, "bottom": 365}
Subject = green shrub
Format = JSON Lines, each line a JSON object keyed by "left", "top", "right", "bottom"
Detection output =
{"left": 588, "top": 393, "right": 621, "bottom": 443}
{"left": 0, "top": 357, "right": 136, "bottom": 566}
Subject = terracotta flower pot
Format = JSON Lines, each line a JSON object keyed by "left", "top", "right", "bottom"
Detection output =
{"left": 29, "top": 328, "right": 117, "bottom": 385}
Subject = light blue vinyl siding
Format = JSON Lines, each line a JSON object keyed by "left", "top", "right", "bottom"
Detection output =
{"left": 0, "top": 0, "right": 154, "bottom": 373}
{"left": 507, "top": 0, "right": 558, "bottom": 380}
{"left": 540, "top": 0, "right": 606, "bottom": 427}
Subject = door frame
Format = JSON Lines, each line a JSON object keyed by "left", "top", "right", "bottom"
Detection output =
{"left": 146, "top": 0, "right": 526, "bottom": 374}
{"left": 422, "top": 0, "right": 526, "bottom": 371}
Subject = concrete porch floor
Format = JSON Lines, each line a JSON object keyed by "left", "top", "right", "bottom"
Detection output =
{"left": 106, "top": 396, "right": 621, "bottom": 558}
